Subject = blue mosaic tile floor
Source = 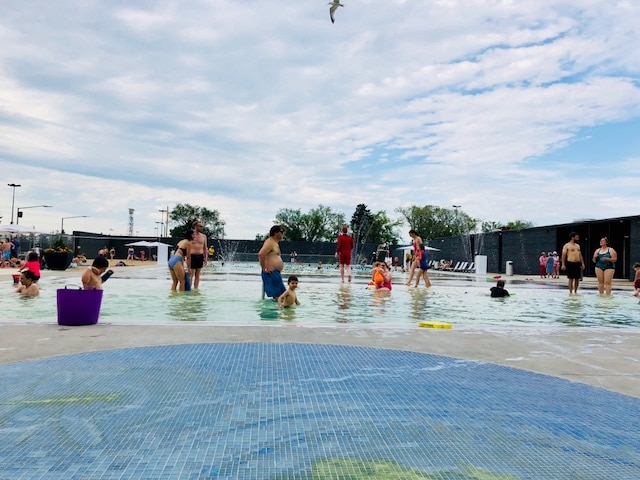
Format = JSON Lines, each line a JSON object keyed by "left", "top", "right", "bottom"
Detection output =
{"left": 0, "top": 343, "right": 638, "bottom": 479}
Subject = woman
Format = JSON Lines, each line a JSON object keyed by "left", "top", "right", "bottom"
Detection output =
{"left": 406, "top": 229, "right": 431, "bottom": 288}
{"left": 592, "top": 237, "right": 617, "bottom": 295}
{"left": 169, "top": 229, "right": 194, "bottom": 291}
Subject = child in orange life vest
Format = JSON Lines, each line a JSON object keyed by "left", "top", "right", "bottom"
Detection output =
{"left": 371, "top": 262, "right": 385, "bottom": 289}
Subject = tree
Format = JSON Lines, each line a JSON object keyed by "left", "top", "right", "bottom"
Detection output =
{"left": 369, "top": 211, "right": 402, "bottom": 245}
{"left": 481, "top": 221, "right": 503, "bottom": 233}
{"left": 169, "top": 204, "right": 226, "bottom": 239}
{"left": 274, "top": 209, "right": 305, "bottom": 241}
{"left": 300, "top": 205, "right": 345, "bottom": 242}
{"left": 505, "top": 219, "right": 534, "bottom": 230}
{"left": 396, "top": 205, "right": 477, "bottom": 240}
{"left": 350, "top": 204, "right": 401, "bottom": 245}
{"left": 350, "top": 204, "right": 374, "bottom": 245}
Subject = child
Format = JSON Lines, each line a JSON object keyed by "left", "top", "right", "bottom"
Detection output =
{"left": 633, "top": 262, "right": 640, "bottom": 297}
{"left": 371, "top": 262, "right": 385, "bottom": 289}
{"left": 15, "top": 270, "right": 40, "bottom": 296}
{"left": 20, "top": 251, "right": 41, "bottom": 281}
{"left": 278, "top": 275, "right": 300, "bottom": 309}
{"left": 82, "top": 257, "right": 114, "bottom": 290}
{"left": 377, "top": 262, "right": 393, "bottom": 291}
{"left": 490, "top": 279, "right": 510, "bottom": 298}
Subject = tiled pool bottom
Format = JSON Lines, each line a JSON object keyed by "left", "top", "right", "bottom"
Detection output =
{"left": 1, "top": 344, "right": 638, "bottom": 480}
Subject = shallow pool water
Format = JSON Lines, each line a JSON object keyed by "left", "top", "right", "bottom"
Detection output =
{"left": 1, "top": 263, "right": 639, "bottom": 328}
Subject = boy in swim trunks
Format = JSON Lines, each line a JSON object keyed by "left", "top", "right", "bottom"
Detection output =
{"left": 561, "top": 232, "right": 585, "bottom": 295}
{"left": 82, "top": 257, "right": 114, "bottom": 290}
{"left": 278, "top": 275, "right": 300, "bottom": 309}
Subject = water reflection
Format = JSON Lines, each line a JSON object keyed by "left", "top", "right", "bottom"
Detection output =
{"left": 167, "top": 290, "right": 208, "bottom": 322}
{"left": 334, "top": 285, "right": 353, "bottom": 323}
{"left": 408, "top": 288, "right": 429, "bottom": 321}
{"left": 256, "top": 299, "right": 280, "bottom": 321}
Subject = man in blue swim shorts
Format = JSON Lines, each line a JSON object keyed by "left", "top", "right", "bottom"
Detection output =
{"left": 258, "top": 225, "right": 287, "bottom": 299}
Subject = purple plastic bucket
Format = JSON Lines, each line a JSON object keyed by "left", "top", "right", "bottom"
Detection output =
{"left": 56, "top": 288, "right": 103, "bottom": 326}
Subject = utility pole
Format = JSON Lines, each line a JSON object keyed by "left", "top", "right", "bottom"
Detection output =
{"left": 128, "top": 208, "right": 135, "bottom": 236}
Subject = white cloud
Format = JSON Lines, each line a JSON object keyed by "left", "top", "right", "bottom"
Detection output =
{"left": 1, "top": 0, "right": 639, "bottom": 239}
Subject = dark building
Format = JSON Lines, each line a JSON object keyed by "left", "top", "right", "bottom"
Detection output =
{"left": 418, "top": 215, "right": 638, "bottom": 280}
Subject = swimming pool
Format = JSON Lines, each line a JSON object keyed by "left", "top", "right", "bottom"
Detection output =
{"left": 1, "top": 263, "right": 638, "bottom": 328}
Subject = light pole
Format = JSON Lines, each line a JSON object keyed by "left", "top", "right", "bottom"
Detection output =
{"left": 16, "top": 205, "right": 53, "bottom": 224}
{"left": 7, "top": 183, "right": 21, "bottom": 224}
{"left": 158, "top": 209, "right": 168, "bottom": 237}
{"left": 61, "top": 215, "right": 89, "bottom": 235}
{"left": 155, "top": 221, "right": 164, "bottom": 240}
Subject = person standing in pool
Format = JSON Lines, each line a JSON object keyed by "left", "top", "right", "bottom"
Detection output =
{"left": 592, "top": 237, "right": 617, "bottom": 296}
{"left": 258, "top": 225, "right": 286, "bottom": 299}
{"left": 561, "top": 232, "right": 585, "bottom": 295}
{"left": 406, "top": 229, "right": 431, "bottom": 288}
{"left": 168, "top": 229, "right": 193, "bottom": 292}
{"left": 190, "top": 220, "right": 208, "bottom": 289}
{"left": 335, "top": 225, "right": 354, "bottom": 283}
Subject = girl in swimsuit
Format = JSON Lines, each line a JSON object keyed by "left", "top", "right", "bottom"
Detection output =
{"left": 592, "top": 237, "right": 617, "bottom": 295}
{"left": 169, "top": 229, "right": 194, "bottom": 291}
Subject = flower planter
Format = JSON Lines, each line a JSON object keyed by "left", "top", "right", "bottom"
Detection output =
{"left": 44, "top": 251, "right": 73, "bottom": 271}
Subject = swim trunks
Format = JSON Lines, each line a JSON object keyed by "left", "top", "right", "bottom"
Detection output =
{"left": 338, "top": 252, "right": 351, "bottom": 265}
{"left": 261, "top": 270, "right": 286, "bottom": 298}
{"left": 565, "top": 261, "right": 582, "bottom": 279}
{"left": 191, "top": 254, "right": 205, "bottom": 269}
{"left": 634, "top": 279, "right": 640, "bottom": 289}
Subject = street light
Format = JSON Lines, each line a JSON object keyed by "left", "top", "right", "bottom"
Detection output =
{"left": 61, "top": 215, "right": 89, "bottom": 234}
{"left": 155, "top": 221, "right": 164, "bottom": 240}
{"left": 16, "top": 205, "right": 53, "bottom": 224}
{"left": 7, "top": 183, "right": 21, "bottom": 224}
{"left": 158, "top": 209, "right": 168, "bottom": 237}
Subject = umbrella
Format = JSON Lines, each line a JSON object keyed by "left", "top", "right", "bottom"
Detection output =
{"left": 0, "top": 224, "right": 45, "bottom": 235}
{"left": 125, "top": 241, "right": 173, "bottom": 247}
{"left": 125, "top": 240, "right": 155, "bottom": 247}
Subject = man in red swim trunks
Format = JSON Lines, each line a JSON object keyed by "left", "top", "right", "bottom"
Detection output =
{"left": 335, "top": 225, "right": 354, "bottom": 283}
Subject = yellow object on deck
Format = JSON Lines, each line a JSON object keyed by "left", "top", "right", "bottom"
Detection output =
{"left": 418, "top": 321, "right": 452, "bottom": 329}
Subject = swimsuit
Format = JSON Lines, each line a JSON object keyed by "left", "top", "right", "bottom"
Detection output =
{"left": 261, "top": 270, "right": 286, "bottom": 298}
{"left": 168, "top": 254, "right": 183, "bottom": 269}
{"left": 565, "top": 261, "right": 582, "bottom": 280}
{"left": 595, "top": 248, "right": 615, "bottom": 270}
{"left": 191, "top": 254, "right": 204, "bottom": 269}
{"left": 336, "top": 234, "right": 354, "bottom": 265}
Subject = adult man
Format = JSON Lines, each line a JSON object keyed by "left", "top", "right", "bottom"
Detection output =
{"left": 258, "top": 225, "right": 286, "bottom": 299}
{"left": 190, "top": 220, "right": 208, "bottom": 289}
{"left": 335, "top": 225, "right": 354, "bottom": 283}
{"left": 561, "top": 231, "right": 585, "bottom": 295}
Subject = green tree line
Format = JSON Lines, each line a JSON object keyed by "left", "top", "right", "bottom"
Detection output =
{"left": 168, "top": 202, "right": 533, "bottom": 244}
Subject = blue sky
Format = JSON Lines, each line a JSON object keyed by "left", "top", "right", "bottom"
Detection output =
{"left": 1, "top": 0, "right": 639, "bottom": 240}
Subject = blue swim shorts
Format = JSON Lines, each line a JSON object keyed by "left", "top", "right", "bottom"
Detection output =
{"left": 261, "top": 270, "right": 286, "bottom": 298}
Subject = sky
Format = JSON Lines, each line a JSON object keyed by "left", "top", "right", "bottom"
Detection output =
{"left": 1, "top": 0, "right": 639, "bottom": 240}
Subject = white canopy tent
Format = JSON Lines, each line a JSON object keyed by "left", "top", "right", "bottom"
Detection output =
{"left": 0, "top": 224, "right": 45, "bottom": 235}
{"left": 125, "top": 241, "right": 173, "bottom": 266}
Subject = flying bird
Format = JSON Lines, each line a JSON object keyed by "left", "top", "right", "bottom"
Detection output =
{"left": 328, "top": 0, "right": 344, "bottom": 24}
